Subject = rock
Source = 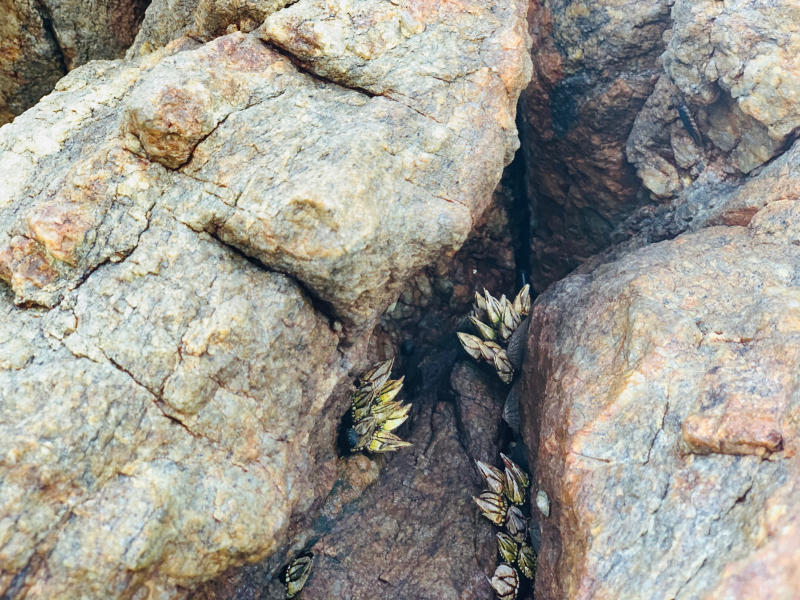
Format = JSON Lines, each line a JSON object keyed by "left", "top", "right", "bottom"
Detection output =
{"left": 0, "top": 0, "right": 149, "bottom": 125}
{"left": 522, "top": 0, "right": 800, "bottom": 291}
{"left": 127, "top": 0, "right": 294, "bottom": 57}
{"left": 520, "top": 0, "right": 672, "bottom": 287}
{"left": 0, "top": 1, "right": 531, "bottom": 597}
{"left": 191, "top": 170, "right": 524, "bottom": 600}
{"left": 289, "top": 359, "right": 506, "bottom": 600}
{"left": 629, "top": 0, "right": 800, "bottom": 204}
{"left": 521, "top": 190, "right": 800, "bottom": 598}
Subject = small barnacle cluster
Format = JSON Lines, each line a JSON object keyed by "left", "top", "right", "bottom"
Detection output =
{"left": 345, "top": 358, "right": 413, "bottom": 453}
{"left": 284, "top": 552, "right": 314, "bottom": 599}
{"left": 457, "top": 285, "right": 530, "bottom": 383}
{"left": 474, "top": 454, "right": 536, "bottom": 600}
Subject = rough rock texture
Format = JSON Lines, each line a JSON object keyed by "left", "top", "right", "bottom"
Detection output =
{"left": 191, "top": 174, "right": 526, "bottom": 599}
{"left": 520, "top": 0, "right": 671, "bottom": 287}
{"left": 128, "top": 0, "right": 293, "bottom": 57}
{"left": 629, "top": 0, "right": 800, "bottom": 200}
{"left": 0, "top": 1, "right": 531, "bottom": 597}
{"left": 193, "top": 359, "right": 512, "bottom": 600}
{"left": 521, "top": 162, "right": 800, "bottom": 598}
{"left": 0, "top": 0, "right": 149, "bottom": 125}
{"left": 283, "top": 360, "right": 506, "bottom": 600}
{"left": 522, "top": 0, "right": 800, "bottom": 291}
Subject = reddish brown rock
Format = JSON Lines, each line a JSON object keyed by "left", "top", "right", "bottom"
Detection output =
{"left": 520, "top": 0, "right": 671, "bottom": 287}
{"left": 521, "top": 189, "right": 800, "bottom": 598}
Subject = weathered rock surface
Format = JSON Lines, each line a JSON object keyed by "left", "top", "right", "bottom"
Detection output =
{"left": 522, "top": 0, "right": 800, "bottom": 292}
{"left": 0, "top": 1, "right": 531, "bottom": 597}
{"left": 192, "top": 173, "right": 526, "bottom": 598}
{"left": 128, "top": 0, "right": 292, "bottom": 57}
{"left": 521, "top": 175, "right": 800, "bottom": 598}
{"left": 0, "top": 0, "right": 149, "bottom": 125}
{"left": 283, "top": 360, "right": 506, "bottom": 600}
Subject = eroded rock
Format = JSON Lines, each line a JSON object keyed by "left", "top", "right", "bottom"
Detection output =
{"left": 520, "top": 0, "right": 671, "bottom": 287}
{"left": 523, "top": 0, "right": 800, "bottom": 291}
{"left": 521, "top": 195, "right": 800, "bottom": 599}
{"left": 0, "top": 0, "right": 149, "bottom": 125}
{"left": 0, "top": 1, "right": 531, "bottom": 596}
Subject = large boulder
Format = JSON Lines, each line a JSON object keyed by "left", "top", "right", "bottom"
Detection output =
{"left": 0, "top": 1, "right": 531, "bottom": 597}
{"left": 521, "top": 135, "right": 800, "bottom": 598}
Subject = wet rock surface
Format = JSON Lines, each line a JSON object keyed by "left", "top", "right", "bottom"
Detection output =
{"left": 0, "top": 0, "right": 149, "bottom": 125}
{"left": 0, "top": 1, "right": 531, "bottom": 597}
{"left": 521, "top": 192, "right": 800, "bottom": 599}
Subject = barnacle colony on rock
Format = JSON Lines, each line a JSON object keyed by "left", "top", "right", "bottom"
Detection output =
{"left": 474, "top": 454, "right": 536, "bottom": 599}
{"left": 457, "top": 285, "right": 530, "bottom": 383}
{"left": 345, "top": 358, "right": 413, "bottom": 453}
{"left": 284, "top": 552, "right": 314, "bottom": 598}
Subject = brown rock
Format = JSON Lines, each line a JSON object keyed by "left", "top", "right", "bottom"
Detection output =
{"left": 520, "top": 0, "right": 671, "bottom": 287}
{"left": 0, "top": 0, "right": 149, "bottom": 125}
{"left": 521, "top": 195, "right": 800, "bottom": 598}
{"left": 127, "top": 0, "right": 295, "bottom": 57}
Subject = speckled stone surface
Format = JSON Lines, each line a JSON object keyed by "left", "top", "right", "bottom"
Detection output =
{"left": 0, "top": 1, "right": 531, "bottom": 596}
{"left": 0, "top": 0, "right": 149, "bottom": 124}
{"left": 521, "top": 194, "right": 800, "bottom": 599}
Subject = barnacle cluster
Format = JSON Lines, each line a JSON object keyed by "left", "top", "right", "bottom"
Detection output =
{"left": 284, "top": 552, "right": 314, "bottom": 598}
{"left": 474, "top": 454, "right": 537, "bottom": 599}
{"left": 345, "top": 358, "right": 413, "bottom": 453}
{"left": 457, "top": 285, "right": 530, "bottom": 383}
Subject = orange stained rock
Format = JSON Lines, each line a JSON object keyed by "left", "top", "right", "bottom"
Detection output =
{"left": 27, "top": 203, "right": 92, "bottom": 266}
{"left": 682, "top": 412, "right": 783, "bottom": 457}
{"left": 0, "top": 235, "right": 58, "bottom": 291}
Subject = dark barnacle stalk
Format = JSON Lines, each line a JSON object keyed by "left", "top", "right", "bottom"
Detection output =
{"left": 345, "top": 358, "right": 413, "bottom": 453}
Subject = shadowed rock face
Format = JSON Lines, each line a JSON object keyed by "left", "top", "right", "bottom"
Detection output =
{"left": 0, "top": 1, "right": 531, "bottom": 597}
{"left": 0, "top": 0, "right": 150, "bottom": 124}
{"left": 520, "top": 0, "right": 672, "bottom": 288}
{"left": 280, "top": 361, "right": 507, "bottom": 600}
{"left": 522, "top": 0, "right": 800, "bottom": 292}
{"left": 521, "top": 177, "right": 800, "bottom": 598}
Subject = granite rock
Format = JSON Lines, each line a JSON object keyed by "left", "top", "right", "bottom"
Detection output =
{"left": 0, "top": 1, "right": 531, "bottom": 596}
{"left": 0, "top": 0, "right": 149, "bottom": 124}
{"left": 521, "top": 193, "right": 800, "bottom": 599}
{"left": 630, "top": 0, "right": 800, "bottom": 203}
